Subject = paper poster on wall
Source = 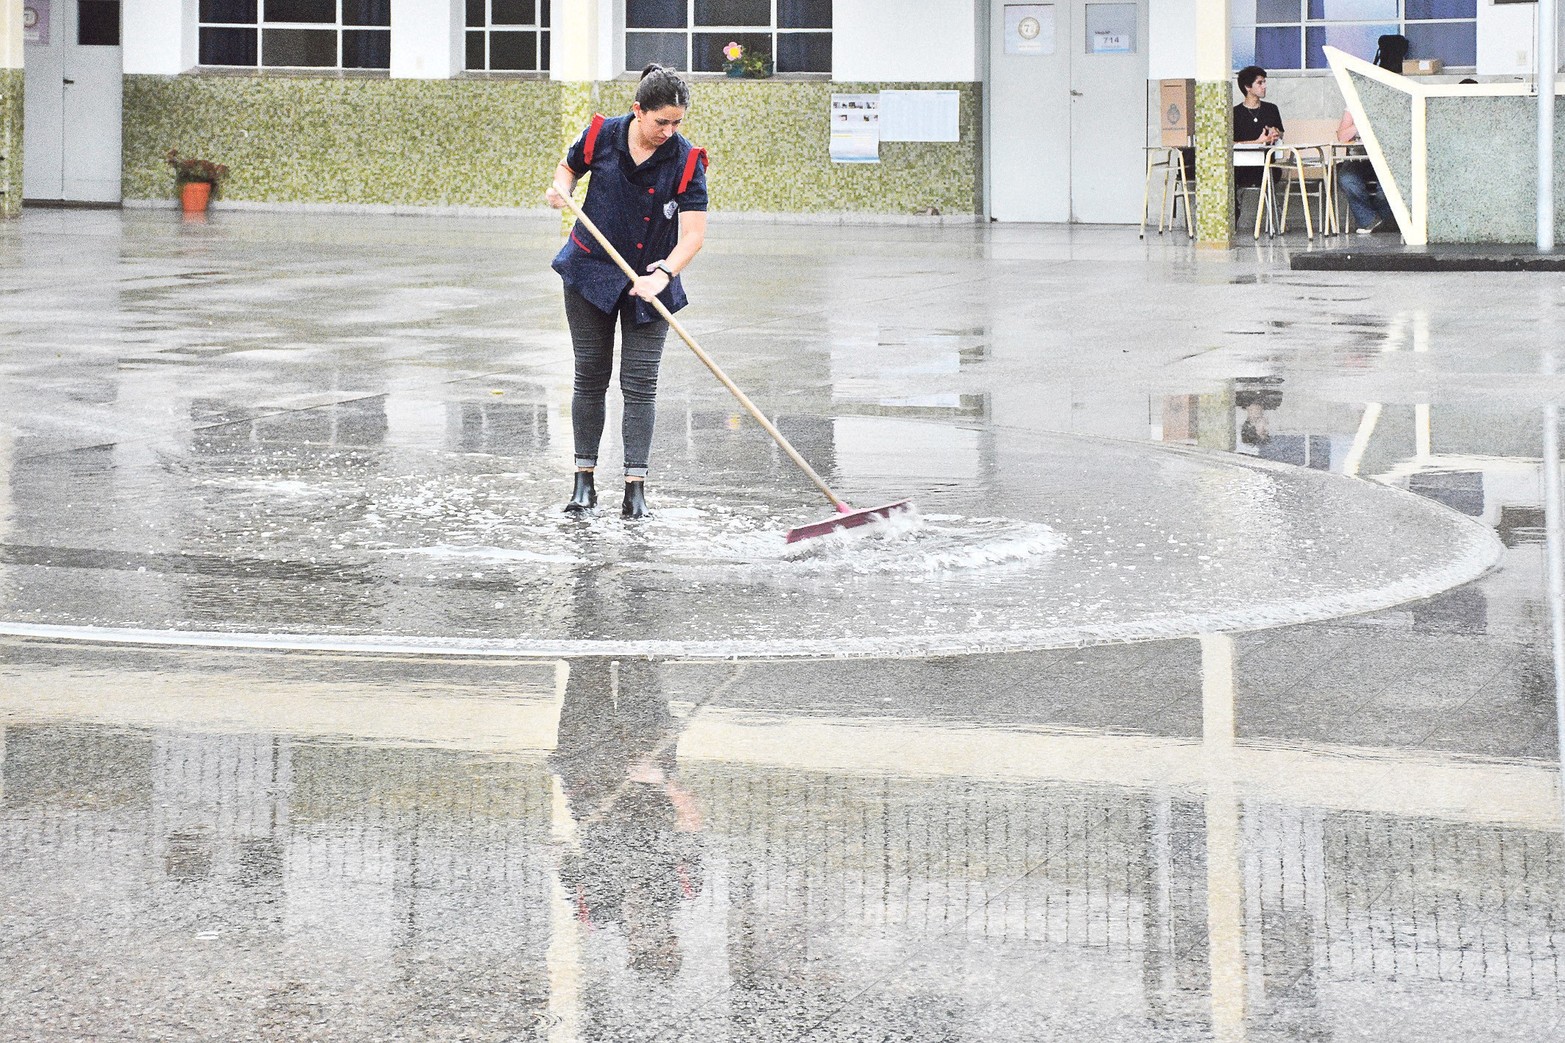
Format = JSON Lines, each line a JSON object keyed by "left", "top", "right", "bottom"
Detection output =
{"left": 879, "top": 91, "right": 960, "bottom": 143}
{"left": 830, "top": 94, "right": 880, "bottom": 163}
{"left": 1004, "top": 4, "right": 1055, "bottom": 55}
{"left": 23, "top": 0, "right": 50, "bottom": 45}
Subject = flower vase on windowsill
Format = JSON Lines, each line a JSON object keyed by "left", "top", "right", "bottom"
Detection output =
{"left": 721, "top": 41, "right": 772, "bottom": 79}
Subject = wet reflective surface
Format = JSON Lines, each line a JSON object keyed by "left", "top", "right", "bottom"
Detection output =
{"left": 3, "top": 210, "right": 1564, "bottom": 1040}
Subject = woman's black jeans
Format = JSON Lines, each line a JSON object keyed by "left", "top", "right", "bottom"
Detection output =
{"left": 564, "top": 288, "right": 670, "bottom": 478}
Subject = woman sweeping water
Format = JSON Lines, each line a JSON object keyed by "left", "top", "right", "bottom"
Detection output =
{"left": 545, "top": 64, "right": 709, "bottom": 519}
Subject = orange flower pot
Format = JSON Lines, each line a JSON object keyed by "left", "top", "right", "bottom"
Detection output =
{"left": 181, "top": 181, "right": 212, "bottom": 213}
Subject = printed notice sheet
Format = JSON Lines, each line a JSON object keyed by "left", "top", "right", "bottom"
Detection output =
{"left": 879, "top": 90, "right": 960, "bottom": 143}
{"left": 830, "top": 94, "right": 880, "bottom": 163}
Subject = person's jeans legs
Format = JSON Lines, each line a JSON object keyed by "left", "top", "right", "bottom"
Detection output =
{"left": 1338, "top": 162, "right": 1395, "bottom": 230}
{"left": 564, "top": 288, "right": 616, "bottom": 470}
{"left": 616, "top": 307, "right": 669, "bottom": 478}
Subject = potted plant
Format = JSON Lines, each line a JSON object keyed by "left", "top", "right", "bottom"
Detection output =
{"left": 166, "top": 149, "right": 229, "bottom": 214}
{"left": 721, "top": 41, "right": 772, "bottom": 79}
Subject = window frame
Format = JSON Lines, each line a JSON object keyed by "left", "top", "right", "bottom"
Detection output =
{"left": 464, "top": 0, "right": 552, "bottom": 74}
{"left": 1231, "top": 0, "right": 1477, "bottom": 72}
{"left": 197, "top": 0, "right": 392, "bottom": 72}
{"left": 623, "top": 0, "right": 833, "bottom": 76}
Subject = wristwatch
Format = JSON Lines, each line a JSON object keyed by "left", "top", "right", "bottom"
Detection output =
{"left": 649, "top": 260, "right": 676, "bottom": 278}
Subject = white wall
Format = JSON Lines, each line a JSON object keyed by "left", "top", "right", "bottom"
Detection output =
{"left": 1149, "top": 0, "right": 1198, "bottom": 79}
{"left": 833, "top": 0, "right": 978, "bottom": 81}
{"left": 122, "top": 0, "right": 189, "bottom": 74}
{"left": 390, "top": 0, "right": 462, "bottom": 79}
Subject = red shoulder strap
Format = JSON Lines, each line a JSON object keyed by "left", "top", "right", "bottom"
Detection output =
{"left": 677, "top": 147, "right": 709, "bottom": 194}
{"left": 583, "top": 113, "right": 606, "bottom": 166}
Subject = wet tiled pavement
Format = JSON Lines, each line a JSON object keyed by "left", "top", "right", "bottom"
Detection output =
{"left": 1, "top": 209, "right": 1562, "bottom": 1041}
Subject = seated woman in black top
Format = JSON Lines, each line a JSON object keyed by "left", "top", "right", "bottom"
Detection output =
{"left": 1233, "top": 65, "right": 1284, "bottom": 190}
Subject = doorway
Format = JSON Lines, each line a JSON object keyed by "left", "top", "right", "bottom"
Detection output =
{"left": 23, "top": 0, "right": 124, "bottom": 203}
{"left": 987, "top": 0, "right": 1149, "bottom": 223}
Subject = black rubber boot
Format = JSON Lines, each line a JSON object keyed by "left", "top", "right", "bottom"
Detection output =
{"left": 622, "top": 480, "right": 649, "bottom": 519}
{"left": 564, "top": 471, "right": 596, "bottom": 513}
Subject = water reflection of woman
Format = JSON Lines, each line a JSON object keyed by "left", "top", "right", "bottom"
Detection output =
{"left": 550, "top": 657, "right": 704, "bottom": 980}
{"left": 1235, "top": 377, "right": 1284, "bottom": 447}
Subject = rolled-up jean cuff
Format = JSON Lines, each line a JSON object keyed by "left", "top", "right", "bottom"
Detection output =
{"left": 624, "top": 465, "right": 649, "bottom": 478}
{"left": 574, "top": 456, "right": 597, "bottom": 469}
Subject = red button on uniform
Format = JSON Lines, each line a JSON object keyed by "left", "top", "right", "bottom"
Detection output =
{"left": 644, "top": 216, "right": 651, "bottom": 222}
{"left": 647, "top": 188, "right": 655, "bottom": 194}
{"left": 636, "top": 243, "right": 643, "bottom": 249}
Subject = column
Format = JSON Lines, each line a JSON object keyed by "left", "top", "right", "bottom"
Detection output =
{"left": 551, "top": 0, "right": 618, "bottom": 82}
{"left": 1, "top": 0, "right": 23, "bottom": 217}
{"left": 390, "top": 0, "right": 463, "bottom": 79}
{"left": 1194, "top": 0, "right": 1233, "bottom": 246}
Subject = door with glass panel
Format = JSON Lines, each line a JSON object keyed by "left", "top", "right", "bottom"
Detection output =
{"left": 988, "top": 0, "right": 1148, "bottom": 223}
{"left": 22, "top": 0, "right": 123, "bottom": 202}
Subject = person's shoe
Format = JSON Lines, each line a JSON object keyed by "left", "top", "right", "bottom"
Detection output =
{"left": 622, "top": 480, "right": 649, "bottom": 519}
{"left": 1355, "top": 220, "right": 1380, "bottom": 235}
{"left": 564, "top": 471, "right": 596, "bottom": 513}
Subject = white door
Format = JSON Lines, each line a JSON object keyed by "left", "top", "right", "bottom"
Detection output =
{"left": 23, "top": 0, "right": 123, "bottom": 203}
{"left": 988, "top": 0, "right": 1148, "bottom": 223}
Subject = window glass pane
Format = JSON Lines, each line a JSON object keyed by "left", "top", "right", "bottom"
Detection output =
{"left": 1231, "top": 28, "right": 1256, "bottom": 68}
{"left": 200, "top": 0, "right": 257, "bottom": 23}
{"left": 778, "top": 0, "right": 830, "bottom": 29}
{"left": 1084, "top": 4, "right": 1136, "bottom": 54}
{"left": 490, "top": 30, "right": 538, "bottom": 68}
{"left": 1231, "top": 0, "right": 1258, "bottom": 24}
{"left": 1255, "top": 25, "right": 1301, "bottom": 68}
{"left": 466, "top": 29, "right": 485, "bottom": 67}
{"left": 492, "top": 0, "right": 535, "bottom": 25}
{"left": 540, "top": 29, "right": 549, "bottom": 66}
{"left": 694, "top": 30, "right": 767, "bottom": 71}
{"left": 1305, "top": 23, "right": 1394, "bottom": 68}
{"left": 694, "top": 0, "right": 770, "bottom": 26}
{"left": 777, "top": 31, "right": 829, "bottom": 72}
{"left": 262, "top": 27, "right": 336, "bottom": 65}
{"left": 466, "top": 0, "right": 484, "bottom": 26}
{"left": 540, "top": 0, "right": 549, "bottom": 27}
{"left": 78, "top": 0, "right": 121, "bottom": 45}
{"left": 626, "top": 0, "right": 686, "bottom": 29}
{"left": 342, "top": 28, "right": 389, "bottom": 67}
{"left": 342, "top": 0, "right": 390, "bottom": 26}
{"left": 1405, "top": 0, "right": 1475, "bottom": 18}
{"left": 625, "top": 30, "right": 686, "bottom": 69}
{"left": 264, "top": 0, "right": 335, "bottom": 23}
{"left": 201, "top": 26, "right": 258, "bottom": 64}
{"left": 1305, "top": 0, "right": 1395, "bottom": 19}
{"left": 1405, "top": 22, "right": 1476, "bottom": 66}
{"left": 1255, "top": 0, "right": 1299, "bottom": 22}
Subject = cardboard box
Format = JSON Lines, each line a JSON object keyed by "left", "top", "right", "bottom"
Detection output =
{"left": 1403, "top": 58, "right": 1443, "bottom": 75}
{"left": 1159, "top": 79, "right": 1195, "bottom": 147}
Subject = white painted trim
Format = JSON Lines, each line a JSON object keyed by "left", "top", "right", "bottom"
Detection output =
{"left": 1325, "top": 46, "right": 1422, "bottom": 245}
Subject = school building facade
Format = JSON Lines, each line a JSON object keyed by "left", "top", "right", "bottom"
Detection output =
{"left": 0, "top": 1, "right": 1556, "bottom": 228}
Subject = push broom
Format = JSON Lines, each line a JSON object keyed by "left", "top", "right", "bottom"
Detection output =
{"left": 552, "top": 183, "right": 913, "bottom": 544}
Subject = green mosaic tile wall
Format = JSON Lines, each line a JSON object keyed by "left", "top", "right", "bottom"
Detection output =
{"left": 1194, "top": 79, "right": 1233, "bottom": 245}
{"left": 1426, "top": 95, "right": 1564, "bottom": 244}
{"left": 1351, "top": 70, "right": 1412, "bottom": 215}
{"left": 123, "top": 75, "right": 981, "bottom": 215}
{"left": 1, "top": 69, "right": 22, "bottom": 219}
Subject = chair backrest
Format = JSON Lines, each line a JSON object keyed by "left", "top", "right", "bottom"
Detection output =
{"left": 1284, "top": 118, "right": 1341, "bottom": 146}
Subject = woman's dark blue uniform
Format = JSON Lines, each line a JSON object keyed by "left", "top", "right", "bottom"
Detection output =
{"left": 552, "top": 113, "right": 708, "bottom": 326}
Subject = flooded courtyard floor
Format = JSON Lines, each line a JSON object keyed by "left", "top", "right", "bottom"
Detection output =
{"left": 1, "top": 209, "right": 1562, "bottom": 1041}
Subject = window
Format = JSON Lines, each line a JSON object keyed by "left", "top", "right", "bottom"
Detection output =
{"left": 198, "top": 0, "right": 391, "bottom": 70}
{"left": 1231, "top": 0, "right": 1476, "bottom": 71}
{"left": 466, "top": 0, "right": 550, "bottom": 72}
{"left": 625, "top": 0, "right": 832, "bottom": 75}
